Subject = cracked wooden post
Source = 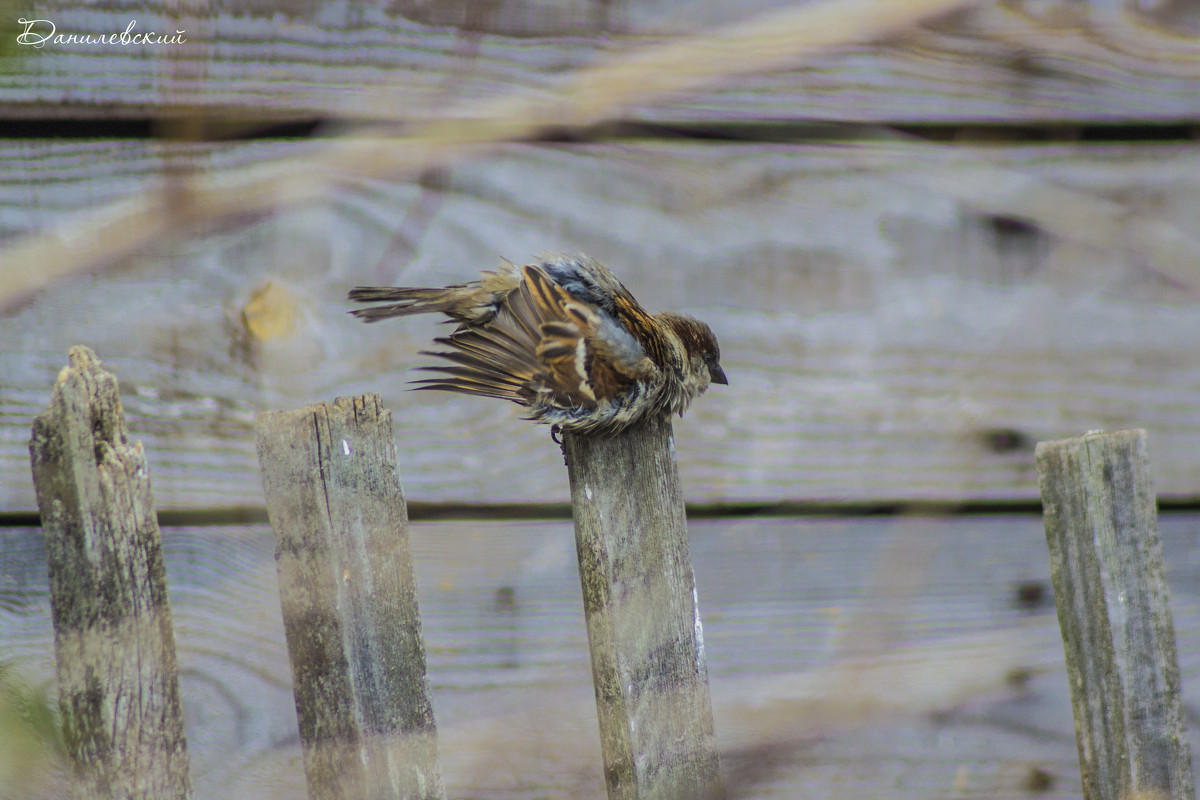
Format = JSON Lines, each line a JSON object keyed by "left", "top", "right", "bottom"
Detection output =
{"left": 562, "top": 416, "right": 724, "bottom": 800}
{"left": 256, "top": 394, "right": 444, "bottom": 800}
{"left": 1036, "top": 429, "right": 1194, "bottom": 800}
{"left": 28, "top": 346, "right": 192, "bottom": 800}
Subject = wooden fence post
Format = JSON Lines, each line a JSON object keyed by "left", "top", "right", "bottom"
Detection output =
{"left": 1036, "top": 429, "right": 1194, "bottom": 800}
{"left": 562, "top": 416, "right": 724, "bottom": 800}
{"left": 256, "top": 394, "right": 445, "bottom": 800}
{"left": 28, "top": 346, "right": 192, "bottom": 800}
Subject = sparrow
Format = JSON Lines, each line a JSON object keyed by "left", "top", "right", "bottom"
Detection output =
{"left": 348, "top": 253, "right": 727, "bottom": 437}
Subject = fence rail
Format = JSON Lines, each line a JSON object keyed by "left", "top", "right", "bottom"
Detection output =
{"left": 1037, "top": 430, "right": 1195, "bottom": 800}
{"left": 26, "top": 347, "right": 1199, "bottom": 800}
{"left": 28, "top": 346, "right": 192, "bottom": 800}
{"left": 27, "top": 347, "right": 726, "bottom": 800}
{"left": 257, "top": 395, "right": 444, "bottom": 800}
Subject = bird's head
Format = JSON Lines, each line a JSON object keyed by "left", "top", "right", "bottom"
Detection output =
{"left": 658, "top": 313, "right": 727, "bottom": 396}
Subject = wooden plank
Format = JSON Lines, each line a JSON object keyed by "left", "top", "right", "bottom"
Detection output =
{"left": 2, "top": 140, "right": 1200, "bottom": 508}
{"left": 1036, "top": 430, "right": 1194, "bottom": 800}
{"left": 256, "top": 395, "right": 444, "bottom": 800}
{"left": 4, "top": 1, "right": 1199, "bottom": 122}
{"left": 563, "top": 419, "right": 723, "bottom": 800}
{"left": 11, "top": 514, "right": 1200, "bottom": 798}
{"left": 27, "top": 346, "right": 192, "bottom": 800}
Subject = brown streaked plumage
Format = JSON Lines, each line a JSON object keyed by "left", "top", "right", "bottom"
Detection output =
{"left": 348, "top": 253, "right": 727, "bottom": 436}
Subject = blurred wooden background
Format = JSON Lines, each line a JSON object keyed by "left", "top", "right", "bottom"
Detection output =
{"left": 7, "top": 515, "right": 1200, "bottom": 800}
{"left": 2, "top": 0, "right": 1200, "bottom": 797}
{"left": 2, "top": 0, "right": 1199, "bottom": 510}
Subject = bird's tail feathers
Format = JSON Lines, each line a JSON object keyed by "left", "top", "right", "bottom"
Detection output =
{"left": 348, "top": 286, "right": 466, "bottom": 323}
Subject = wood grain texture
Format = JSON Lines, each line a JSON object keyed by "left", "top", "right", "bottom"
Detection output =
{"left": 564, "top": 419, "right": 723, "bottom": 800}
{"left": 2, "top": 139, "right": 1200, "bottom": 509}
{"left": 4, "top": 1, "right": 1200, "bottom": 122}
{"left": 27, "top": 346, "right": 192, "bottom": 800}
{"left": 1036, "top": 430, "right": 1194, "bottom": 800}
{"left": 6, "top": 515, "right": 1200, "bottom": 798}
{"left": 256, "top": 394, "right": 444, "bottom": 800}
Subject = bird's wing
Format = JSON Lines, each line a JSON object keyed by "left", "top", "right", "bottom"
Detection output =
{"left": 414, "top": 264, "right": 655, "bottom": 409}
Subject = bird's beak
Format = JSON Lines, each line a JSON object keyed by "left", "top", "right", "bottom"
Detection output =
{"left": 709, "top": 363, "right": 728, "bottom": 385}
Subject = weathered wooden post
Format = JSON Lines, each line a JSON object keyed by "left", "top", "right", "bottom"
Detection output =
{"left": 1036, "top": 429, "right": 1194, "bottom": 800}
{"left": 28, "top": 346, "right": 192, "bottom": 800}
{"left": 256, "top": 394, "right": 444, "bottom": 800}
{"left": 562, "top": 416, "right": 724, "bottom": 800}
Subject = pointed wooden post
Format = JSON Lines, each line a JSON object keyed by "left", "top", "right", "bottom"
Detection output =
{"left": 28, "top": 346, "right": 192, "bottom": 800}
{"left": 256, "top": 394, "right": 444, "bottom": 800}
{"left": 563, "top": 416, "right": 724, "bottom": 800}
{"left": 1036, "top": 429, "right": 1194, "bottom": 800}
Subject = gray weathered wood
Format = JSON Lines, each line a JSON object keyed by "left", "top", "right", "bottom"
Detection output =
{"left": 4, "top": 0, "right": 1199, "bottom": 122}
{"left": 27, "top": 346, "right": 192, "bottom": 800}
{"left": 4, "top": 140, "right": 1200, "bottom": 510}
{"left": 563, "top": 417, "right": 724, "bottom": 800}
{"left": 255, "top": 394, "right": 444, "bottom": 800}
{"left": 1036, "top": 429, "right": 1194, "bottom": 800}
{"left": 11, "top": 514, "right": 1200, "bottom": 798}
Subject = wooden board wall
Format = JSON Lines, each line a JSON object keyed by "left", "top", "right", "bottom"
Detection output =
{"left": 2, "top": 139, "right": 1200, "bottom": 509}
{"left": 10, "top": 514, "right": 1200, "bottom": 799}
{"left": 4, "top": 1, "right": 1200, "bottom": 122}
{"left": 4, "top": 6, "right": 1200, "bottom": 798}
{"left": 2, "top": 0, "right": 1199, "bottom": 511}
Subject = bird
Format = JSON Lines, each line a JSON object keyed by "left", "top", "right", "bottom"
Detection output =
{"left": 347, "top": 253, "right": 727, "bottom": 437}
